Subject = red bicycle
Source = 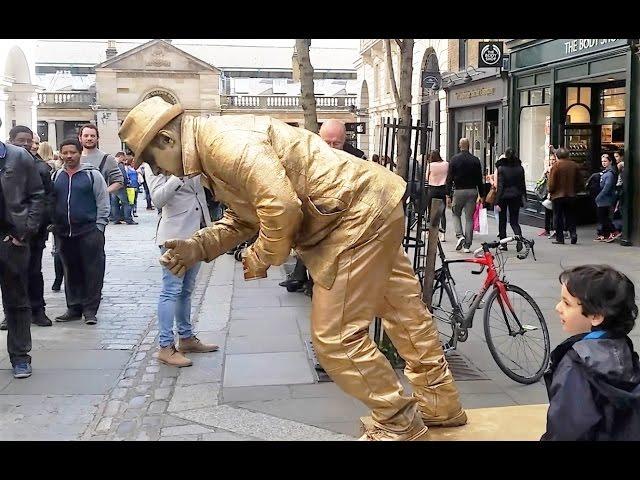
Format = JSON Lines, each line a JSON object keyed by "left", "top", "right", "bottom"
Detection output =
{"left": 431, "top": 235, "right": 550, "bottom": 384}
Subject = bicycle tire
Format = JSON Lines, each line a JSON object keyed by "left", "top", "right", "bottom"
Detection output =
{"left": 431, "top": 268, "right": 458, "bottom": 345}
{"left": 483, "top": 283, "right": 550, "bottom": 384}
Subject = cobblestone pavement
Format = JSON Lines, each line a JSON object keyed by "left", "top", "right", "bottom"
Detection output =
{"left": 3, "top": 203, "right": 640, "bottom": 440}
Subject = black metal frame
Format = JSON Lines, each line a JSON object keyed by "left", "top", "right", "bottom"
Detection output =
{"left": 373, "top": 118, "right": 433, "bottom": 358}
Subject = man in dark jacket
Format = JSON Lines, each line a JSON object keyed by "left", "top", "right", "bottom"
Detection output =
{"left": 548, "top": 147, "right": 581, "bottom": 244}
{"left": 0, "top": 119, "right": 45, "bottom": 378}
{"left": 542, "top": 265, "right": 640, "bottom": 440}
{"left": 5, "top": 126, "right": 54, "bottom": 327}
{"left": 52, "top": 138, "right": 110, "bottom": 325}
{"left": 446, "top": 138, "right": 484, "bottom": 253}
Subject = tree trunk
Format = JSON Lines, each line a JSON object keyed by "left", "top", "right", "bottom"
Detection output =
{"left": 295, "top": 39, "right": 319, "bottom": 134}
{"left": 384, "top": 39, "right": 414, "bottom": 181}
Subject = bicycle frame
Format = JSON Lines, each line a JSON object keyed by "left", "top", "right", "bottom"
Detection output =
{"left": 435, "top": 241, "right": 523, "bottom": 347}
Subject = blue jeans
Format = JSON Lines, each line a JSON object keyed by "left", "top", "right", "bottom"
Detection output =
{"left": 110, "top": 189, "right": 133, "bottom": 223}
{"left": 157, "top": 247, "right": 201, "bottom": 347}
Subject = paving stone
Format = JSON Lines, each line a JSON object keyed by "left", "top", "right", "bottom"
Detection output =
{"left": 96, "top": 417, "right": 113, "bottom": 433}
{"left": 128, "top": 396, "right": 150, "bottom": 409}
{"left": 147, "top": 401, "right": 168, "bottom": 415}
{"left": 118, "top": 379, "right": 135, "bottom": 388}
{"left": 117, "top": 420, "right": 137, "bottom": 434}
{"left": 141, "top": 374, "right": 156, "bottom": 383}
{"left": 161, "top": 424, "right": 216, "bottom": 436}
{"left": 173, "top": 405, "right": 351, "bottom": 441}
{"left": 154, "top": 388, "right": 171, "bottom": 400}
{"left": 160, "top": 377, "right": 175, "bottom": 388}
{"left": 168, "top": 383, "right": 220, "bottom": 412}
{"left": 222, "top": 385, "right": 291, "bottom": 403}
{"left": 104, "top": 400, "right": 124, "bottom": 417}
{"left": 142, "top": 416, "right": 162, "bottom": 426}
{"left": 146, "top": 365, "right": 160, "bottom": 374}
{"left": 223, "top": 352, "right": 314, "bottom": 387}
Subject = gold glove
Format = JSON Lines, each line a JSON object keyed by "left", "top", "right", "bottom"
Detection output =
{"left": 241, "top": 245, "right": 269, "bottom": 281}
{"left": 160, "top": 238, "right": 206, "bottom": 277}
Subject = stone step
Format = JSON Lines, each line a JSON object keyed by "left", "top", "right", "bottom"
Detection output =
{"left": 361, "top": 404, "right": 548, "bottom": 441}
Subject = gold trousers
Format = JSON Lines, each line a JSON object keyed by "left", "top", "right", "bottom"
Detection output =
{"left": 311, "top": 202, "right": 460, "bottom": 433}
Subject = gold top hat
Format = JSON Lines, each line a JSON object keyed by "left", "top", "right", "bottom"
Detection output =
{"left": 119, "top": 96, "right": 184, "bottom": 167}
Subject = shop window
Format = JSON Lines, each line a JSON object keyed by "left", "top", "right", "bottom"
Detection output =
{"left": 600, "top": 87, "right": 626, "bottom": 118}
{"left": 566, "top": 104, "right": 591, "bottom": 124}
{"left": 566, "top": 87, "right": 579, "bottom": 108}
{"left": 519, "top": 105, "right": 550, "bottom": 190}
{"left": 530, "top": 89, "right": 543, "bottom": 105}
{"left": 520, "top": 91, "right": 529, "bottom": 106}
{"left": 543, "top": 87, "right": 551, "bottom": 103}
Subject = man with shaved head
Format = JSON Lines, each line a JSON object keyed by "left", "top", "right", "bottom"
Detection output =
{"left": 446, "top": 138, "right": 484, "bottom": 253}
{"left": 280, "top": 119, "right": 366, "bottom": 293}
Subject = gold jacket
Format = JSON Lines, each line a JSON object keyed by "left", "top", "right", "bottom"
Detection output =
{"left": 182, "top": 114, "right": 406, "bottom": 289}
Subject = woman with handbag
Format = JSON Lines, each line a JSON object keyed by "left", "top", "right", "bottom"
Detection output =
{"left": 495, "top": 148, "right": 526, "bottom": 251}
{"left": 425, "top": 150, "right": 449, "bottom": 242}
{"left": 539, "top": 152, "right": 556, "bottom": 237}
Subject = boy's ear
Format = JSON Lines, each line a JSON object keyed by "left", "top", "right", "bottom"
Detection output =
{"left": 590, "top": 313, "right": 605, "bottom": 327}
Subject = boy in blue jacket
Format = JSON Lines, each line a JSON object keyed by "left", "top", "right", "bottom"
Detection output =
{"left": 542, "top": 264, "right": 640, "bottom": 440}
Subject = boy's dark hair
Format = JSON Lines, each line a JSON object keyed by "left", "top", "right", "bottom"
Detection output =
{"left": 559, "top": 265, "right": 637, "bottom": 336}
{"left": 59, "top": 138, "right": 82, "bottom": 153}
{"left": 9, "top": 125, "right": 34, "bottom": 141}
{"left": 617, "top": 148, "right": 625, "bottom": 157}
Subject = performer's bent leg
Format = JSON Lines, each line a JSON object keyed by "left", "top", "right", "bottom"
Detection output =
{"left": 376, "top": 243, "right": 466, "bottom": 427}
{"left": 310, "top": 204, "right": 420, "bottom": 434}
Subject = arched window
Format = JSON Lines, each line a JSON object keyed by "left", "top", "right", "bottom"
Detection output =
{"left": 565, "top": 86, "right": 591, "bottom": 124}
{"left": 143, "top": 89, "right": 178, "bottom": 105}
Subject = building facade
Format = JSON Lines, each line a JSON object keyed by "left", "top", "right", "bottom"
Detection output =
{"left": 34, "top": 39, "right": 361, "bottom": 154}
{"left": 1, "top": 40, "right": 38, "bottom": 140}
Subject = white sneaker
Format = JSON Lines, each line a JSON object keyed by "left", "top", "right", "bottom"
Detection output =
{"left": 463, "top": 248, "right": 471, "bottom": 253}
{"left": 456, "top": 236, "right": 465, "bottom": 251}
{"left": 439, "top": 232, "right": 446, "bottom": 242}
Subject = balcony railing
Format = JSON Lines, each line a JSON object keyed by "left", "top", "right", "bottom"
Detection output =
{"left": 37, "top": 91, "right": 95, "bottom": 107}
{"left": 221, "top": 95, "right": 357, "bottom": 110}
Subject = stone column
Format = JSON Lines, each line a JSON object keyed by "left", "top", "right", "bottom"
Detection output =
{"left": 97, "top": 109, "right": 122, "bottom": 154}
{"left": 10, "top": 83, "right": 38, "bottom": 130}
{"left": 47, "top": 120, "right": 57, "bottom": 149}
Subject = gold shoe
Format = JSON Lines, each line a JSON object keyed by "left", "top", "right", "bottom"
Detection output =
{"left": 178, "top": 335, "right": 219, "bottom": 353}
{"left": 358, "top": 416, "right": 429, "bottom": 441}
{"left": 416, "top": 382, "right": 468, "bottom": 427}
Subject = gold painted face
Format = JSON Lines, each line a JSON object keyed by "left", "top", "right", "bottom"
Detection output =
{"left": 140, "top": 129, "right": 184, "bottom": 177}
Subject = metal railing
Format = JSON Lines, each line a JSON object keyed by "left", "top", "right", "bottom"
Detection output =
{"left": 221, "top": 95, "right": 357, "bottom": 110}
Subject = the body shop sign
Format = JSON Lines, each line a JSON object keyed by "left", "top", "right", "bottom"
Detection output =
{"left": 512, "top": 39, "right": 629, "bottom": 70}
{"left": 564, "top": 39, "right": 619, "bottom": 55}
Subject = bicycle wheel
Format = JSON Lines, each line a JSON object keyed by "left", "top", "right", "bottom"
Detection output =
{"left": 483, "top": 284, "right": 550, "bottom": 384}
{"left": 431, "top": 269, "right": 460, "bottom": 347}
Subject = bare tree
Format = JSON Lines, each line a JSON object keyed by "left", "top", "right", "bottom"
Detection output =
{"left": 384, "top": 39, "right": 414, "bottom": 180}
{"left": 294, "top": 39, "right": 319, "bottom": 134}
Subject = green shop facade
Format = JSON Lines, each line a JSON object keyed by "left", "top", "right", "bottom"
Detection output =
{"left": 506, "top": 39, "right": 640, "bottom": 244}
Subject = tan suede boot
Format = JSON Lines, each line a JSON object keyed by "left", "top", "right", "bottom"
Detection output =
{"left": 178, "top": 335, "right": 219, "bottom": 353}
{"left": 158, "top": 345, "right": 193, "bottom": 367}
{"left": 416, "top": 381, "right": 468, "bottom": 427}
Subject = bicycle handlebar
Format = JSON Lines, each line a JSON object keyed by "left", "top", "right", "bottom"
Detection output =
{"left": 474, "top": 236, "right": 536, "bottom": 261}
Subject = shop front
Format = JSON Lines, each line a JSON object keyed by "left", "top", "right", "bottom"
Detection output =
{"left": 445, "top": 74, "right": 509, "bottom": 178}
{"left": 507, "top": 39, "right": 640, "bottom": 242}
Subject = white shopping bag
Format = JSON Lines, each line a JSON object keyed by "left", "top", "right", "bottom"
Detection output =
{"left": 478, "top": 207, "right": 489, "bottom": 235}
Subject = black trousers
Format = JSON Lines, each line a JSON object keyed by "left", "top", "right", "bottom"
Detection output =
{"left": 498, "top": 197, "right": 523, "bottom": 239}
{"left": 57, "top": 229, "right": 105, "bottom": 316}
{"left": 0, "top": 237, "right": 32, "bottom": 365}
{"left": 597, "top": 206, "right": 615, "bottom": 237}
{"left": 290, "top": 257, "right": 309, "bottom": 282}
{"left": 426, "top": 185, "right": 447, "bottom": 232}
{"left": 544, "top": 207, "right": 553, "bottom": 232}
{"left": 143, "top": 181, "right": 152, "bottom": 208}
{"left": 28, "top": 232, "right": 47, "bottom": 313}
{"left": 553, "top": 197, "right": 577, "bottom": 242}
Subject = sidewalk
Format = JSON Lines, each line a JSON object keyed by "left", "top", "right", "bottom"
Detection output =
{"left": 1, "top": 207, "right": 639, "bottom": 440}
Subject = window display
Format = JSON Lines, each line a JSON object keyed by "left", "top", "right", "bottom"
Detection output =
{"left": 519, "top": 105, "right": 550, "bottom": 190}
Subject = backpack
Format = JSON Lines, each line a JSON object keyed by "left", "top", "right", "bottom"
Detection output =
{"left": 586, "top": 172, "right": 602, "bottom": 198}
{"left": 534, "top": 175, "right": 548, "bottom": 201}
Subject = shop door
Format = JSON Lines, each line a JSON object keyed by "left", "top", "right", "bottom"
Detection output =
{"left": 485, "top": 109, "right": 499, "bottom": 175}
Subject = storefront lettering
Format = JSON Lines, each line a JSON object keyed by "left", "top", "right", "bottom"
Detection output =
{"left": 564, "top": 39, "right": 618, "bottom": 55}
{"left": 455, "top": 87, "right": 496, "bottom": 101}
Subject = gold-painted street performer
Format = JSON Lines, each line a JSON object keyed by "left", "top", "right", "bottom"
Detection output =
{"left": 120, "top": 97, "right": 467, "bottom": 440}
